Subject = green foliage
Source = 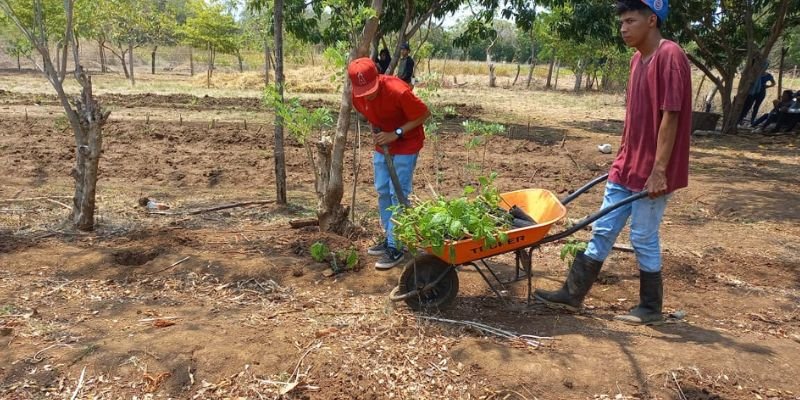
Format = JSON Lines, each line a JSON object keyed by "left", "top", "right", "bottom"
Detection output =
{"left": 309, "top": 241, "right": 359, "bottom": 272}
{"left": 180, "top": 0, "right": 238, "bottom": 53}
{"left": 310, "top": 241, "right": 329, "bottom": 262}
{"left": 392, "top": 173, "right": 511, "bottom": 262}
{"left": 263, "top": 85, "right": 333, "bottom": 145}
{"left": 559, "top": 239, "right": 587, "bottom": 266}
{"left": 462, "top": 120, "right": 505, "bottom": 177}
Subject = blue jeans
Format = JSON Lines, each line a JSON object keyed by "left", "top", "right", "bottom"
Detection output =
{"left": 373, "top": 152, "right": 418, "bottom": 249}
{"left": 584, "top": 182, "right": 671, "bottom": 272}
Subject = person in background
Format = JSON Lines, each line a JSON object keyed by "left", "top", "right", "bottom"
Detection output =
{"left": 740, "top": 67, "right": 775, "bottom": 126}
{"left": 395, "top": 43, "right": 415, "bottom": 87}
{"left": 752, "top": 89, "right": 794, "bottom": 132}
{"left": 375, "top": 48, "right": 391, "bottom": 74}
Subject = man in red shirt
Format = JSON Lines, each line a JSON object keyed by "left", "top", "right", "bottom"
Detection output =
{"left": 535, "top": 0, "right": 691, "bottom": 325}
{"left": 347, "top": 57, "right": 431, "bottom": 269}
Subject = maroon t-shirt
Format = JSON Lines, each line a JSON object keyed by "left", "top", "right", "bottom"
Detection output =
{"left": 609, "top": 40, "right": 692, "bottom": 193}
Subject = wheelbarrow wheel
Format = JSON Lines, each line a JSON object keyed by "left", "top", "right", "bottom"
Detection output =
{"left": 397, "top": 254, "right": 459, "bottom": 312}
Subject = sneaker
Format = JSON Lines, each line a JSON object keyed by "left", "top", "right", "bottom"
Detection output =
{"left": 367, "top": 239, "right": 388, "bottom": 256}
{"left": 375, "top": 247, "right": 404, "bottom": 270}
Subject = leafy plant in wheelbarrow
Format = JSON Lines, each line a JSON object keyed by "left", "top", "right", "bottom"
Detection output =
{"left": 389, "top": 173, "right": 537, "bottom": 310}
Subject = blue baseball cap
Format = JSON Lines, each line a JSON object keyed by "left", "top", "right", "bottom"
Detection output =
{"left": 640, "top": 0, "right": 669, "bottom": 22}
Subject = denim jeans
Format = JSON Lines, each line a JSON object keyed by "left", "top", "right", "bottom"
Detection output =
{"left": 584, "top": 181, "right": 671, "bottom": 272}
{"left": 373, "top": 151, "right": 418, "bottom": 249}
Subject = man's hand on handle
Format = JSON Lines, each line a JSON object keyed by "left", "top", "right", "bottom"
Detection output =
{"left": 644, "top": 169, "right": 668, "bottom": 198}
{"left": 373, "top": 131, "right": 399, "bottom": 147}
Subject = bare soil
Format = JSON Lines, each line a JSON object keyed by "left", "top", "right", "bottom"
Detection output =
{"left": 1, "top": 74, "right": 799, "bottom": 400}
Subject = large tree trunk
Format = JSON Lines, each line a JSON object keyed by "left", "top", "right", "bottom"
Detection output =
{"left": 317, "top": 0, "right": 384, "bottom": 233}
{"left": 274, "top": 0, "right": 287, "bottom": 205}
{"left": 151, "top": 45, "right": 157, "bottom": 74}
{"left": 128, "top": 42, "right": 135, "bottom": 85}
{"left": 71, "top": 78, "right": 107, "bottom": 230}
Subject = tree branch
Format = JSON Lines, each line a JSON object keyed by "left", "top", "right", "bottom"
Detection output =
{"left": 686, "top": 53, "right": 722, "bottom": 89}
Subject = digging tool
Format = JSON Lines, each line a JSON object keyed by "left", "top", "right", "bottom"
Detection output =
{"left": 374, "top": 127, "right": 410, "bottom": 207}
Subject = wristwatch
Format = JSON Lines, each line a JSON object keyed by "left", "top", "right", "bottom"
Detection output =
{"left": 394, "top": 128, "right": 404, "bottom": 138}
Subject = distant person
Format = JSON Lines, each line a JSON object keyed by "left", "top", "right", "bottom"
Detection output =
{"left": 752, "top": 90, "right": 793, "bottom": 132}
{"left": 375, "top": 48, "right": 391, "bottom": 74}
{"left": 534, "top": 0, "right": 692, "bottom": 326}
{"left": 740, "top": 68, "right": 775, "bottom": 126}
{"left": 768, "top": 91, "right": 800, "bottom": 134}
{"left": 347, "top": 57, "right": 430, "bottom": 269}
{"left": 395, "top": 43, "right": 415, "bottom": 86}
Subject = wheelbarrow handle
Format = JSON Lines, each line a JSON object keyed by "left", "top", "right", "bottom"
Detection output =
{"left": 538, "top": 190, "right": 650, "bottom": 246}
{"left": 560, "top": 173, "right": 609, "bottom": 206}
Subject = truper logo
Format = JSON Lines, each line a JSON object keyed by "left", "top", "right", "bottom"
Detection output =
{"left": 357, "top": 72, "right": 368, "bottom": 85}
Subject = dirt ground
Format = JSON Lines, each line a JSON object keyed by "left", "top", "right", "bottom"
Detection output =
{"left": 1, "top": 71, "right": 799, "bottom": 400}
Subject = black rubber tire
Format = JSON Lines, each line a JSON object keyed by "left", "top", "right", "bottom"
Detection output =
{"left": 397, "top": 254, "right": 459, "bottom": 311}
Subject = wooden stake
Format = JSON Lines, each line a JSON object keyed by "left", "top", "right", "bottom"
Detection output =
{"left": 25, "top": 107, "right": 28, "bottom": 122}
{"left": 244, "top": 119, "right": 247, "bottom": 130}
{"left": 179, "top": 114, "right": 183, "bottom": 126}
{"left": 146, "top": 113, "right": 150, "bottom": 124}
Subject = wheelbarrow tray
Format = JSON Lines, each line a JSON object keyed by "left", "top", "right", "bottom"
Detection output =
{"left": 425, "top": 188, "right": 567, "bottom": 265}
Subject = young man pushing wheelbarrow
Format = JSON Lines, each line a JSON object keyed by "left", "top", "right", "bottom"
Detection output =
{"left": 534, "top": 0, "right": 692, "bottom": 325}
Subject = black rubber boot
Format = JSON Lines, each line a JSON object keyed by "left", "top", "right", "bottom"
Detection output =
{"left": 615, "top": 270, "right": 664, "bottom": 325}
{"left": 533, "top": 252, "right": 603, "bottom": 311}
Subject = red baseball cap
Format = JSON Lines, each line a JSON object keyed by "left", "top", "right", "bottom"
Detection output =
{"left": 348, "top": 57, "right": 380, "bottom": 98}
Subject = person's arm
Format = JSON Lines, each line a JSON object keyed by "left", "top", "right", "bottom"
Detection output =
{"left": 644, "top": 110, "right": 679, "bottom": 198}
{"left": 374, "top": 111, "right": 431, "bottom": 146}
{"left": 765, "top": 75, "right": 776, "bottom": 88}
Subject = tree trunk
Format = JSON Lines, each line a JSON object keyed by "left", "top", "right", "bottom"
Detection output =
{"left": 317, "top": 0, "right": 383, "bottom": 233}
{"left": 487, "top": 40, "right": 496, "bottom": 88}
{"left": 264, "top": 38, "right": 271, "bottom": 86}
{"left": 554, "top": 59, "right": 560, "bottom": 90}
{"left": 72, "top": 78, "right": 107, "bottom": 230}
{"left": 151, "top": 45, "right": 157, "bottom": 74}
{"left": 274, "top": 0, "right": 287, "bottom": 205}
{"left": 99, "top": 41, "right": 107, "bottom": 73}
{"left": 386, "top": 0, "right": 413, "bottom": 75}
{"left": 189, "top": 47, "right": 194, "bottom": 77}
{"left": 237, "top": 50, "right": 244, "bottom": 73}
{"left": 118, "top": 49, "right": 130, "bottom": 78}
{"left": 17, "top": 53, "right": 21, "bottom": 70}
{"left": 526, "top": 34, "right": 535, "bottom": 89}
{"left": 128, "top": 42, "right": 135, "bottom": 85}
{"left": 545, "top": 57, "right": 555, "bottom": 89}
{"left": 207, "top": 46, "right": 214, "bottom": 88}
{"left": 511, "top": 62, "right": 521, "bottom": 86}
{"left": 777, "top": 47, "right": 787, "bottom": 99}
{"left": 573, "top": 60, "right": 583, "bottom": 92}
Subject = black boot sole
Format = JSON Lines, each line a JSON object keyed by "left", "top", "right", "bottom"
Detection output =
{"left": 533, "top": 294, "right": 580, "bottom": 312}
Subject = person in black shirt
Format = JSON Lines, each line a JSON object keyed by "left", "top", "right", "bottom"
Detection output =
{"left": 375, "top": 48, "right": 391, "bottom": 74}
{"left": 395, "top": 43, "right": 415, "bottom": 86}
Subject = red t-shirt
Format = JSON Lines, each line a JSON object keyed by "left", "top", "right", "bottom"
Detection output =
{"left": 351, "top": 75, "right": 428, "bottom": 155}
{"left": 609, "top": 40, "right": 692, "bottom": 193}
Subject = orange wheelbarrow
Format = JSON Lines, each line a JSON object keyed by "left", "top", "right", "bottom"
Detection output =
{"left": 388, "top": 174, "right": 649, "bottom": 311}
